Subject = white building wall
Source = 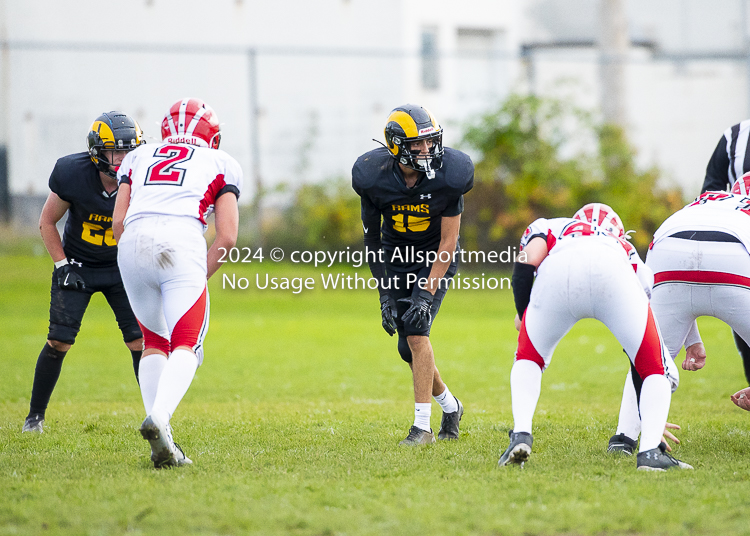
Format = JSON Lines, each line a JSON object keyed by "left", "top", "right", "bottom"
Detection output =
{"left": 0, "top": 0, "right": 515, "bottom": 202}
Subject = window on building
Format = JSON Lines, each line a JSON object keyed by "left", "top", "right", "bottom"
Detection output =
{"left": 456, "top": 28, "right": 507, "bottom": 114}
{"left": 421, "top": 28, "right": 440, "bottom": 90}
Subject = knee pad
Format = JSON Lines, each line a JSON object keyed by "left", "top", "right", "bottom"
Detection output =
{"left": 397, "top": 334, "right": 413, "bottom": 363}
{"left": 43, "top": 342, "right": 68, "bottom": 360}
{"left": 123, "top": 329, "right": 144, "bottom": 344}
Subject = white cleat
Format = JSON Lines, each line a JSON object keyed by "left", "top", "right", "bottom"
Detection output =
{"left": 139, "top": 415, "right": 192, "bottom": 468}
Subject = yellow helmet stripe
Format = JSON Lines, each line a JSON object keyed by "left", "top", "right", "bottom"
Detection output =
{"left": 422, "top": 106, "right": 440, "bottom": 131}
{"left": 91, "top": 121, "right": 115, "bottom": 146}
{"left": 388, "top": 110, "right": 419, "bottom": 138}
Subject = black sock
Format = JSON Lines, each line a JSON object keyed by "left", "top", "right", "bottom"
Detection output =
{"left": 28, "top": 343, "right": 67, "bottom": 418}
{"left": 131, "top": 350, "right": 142, "bottom": 385}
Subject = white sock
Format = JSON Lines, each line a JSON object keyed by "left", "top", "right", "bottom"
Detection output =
{"left": 510, "top": 359, "right": 543, "bottom": 434}
{"left": 615, "top": 370, "right": 642, "bottom": 440}
{"left": 150, "top": 349, "right": 198, "bottom": 424}
{"left": 433, "top": 387, "right": 459, "bottom": 413}
{"left": 139, "top": 353, "right": 168, "bottom": 415}
{"left": 638, "top": 374, "right": 671, "bottom": 452}
{"left": 414, "top": 402, "right": 432, "bottom": 432}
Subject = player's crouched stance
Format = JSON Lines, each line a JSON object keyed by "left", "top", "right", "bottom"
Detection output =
{"left": 498, "top": 206, "right": 692, "bottom": 471}
{"left": 352, "top": 104, "right": 473, "bottom": 445}
{"left": 113, "top": 98, "right": 242, "bottom": 468}
{"left": 23, "top": 112, "right": 145, "bottom": 433}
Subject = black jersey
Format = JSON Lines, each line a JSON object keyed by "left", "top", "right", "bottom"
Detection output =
{"left": 352, "top": 146, "right": 474, "bottom": 272}
{"left": 49, "top": 152, "right": 119, "bottom": 267}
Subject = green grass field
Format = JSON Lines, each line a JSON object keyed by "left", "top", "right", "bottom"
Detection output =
{"left": 2, "top": 254, "right": 750, "bottom": 535}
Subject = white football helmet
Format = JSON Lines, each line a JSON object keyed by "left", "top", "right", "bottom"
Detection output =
{"left": 732, "top": 172, "right": 750, "bottom": 196}
{"left": 573, "top": 203, "right": 625, "bottom": 238}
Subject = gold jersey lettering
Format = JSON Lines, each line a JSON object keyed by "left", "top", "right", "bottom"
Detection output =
{"left": 81, "top": 222, "right": 116, "bottom": 246}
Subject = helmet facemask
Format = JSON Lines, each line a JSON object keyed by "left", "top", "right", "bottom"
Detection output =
{"left": 400, "top": 131, "right": 444, "bottom": 179}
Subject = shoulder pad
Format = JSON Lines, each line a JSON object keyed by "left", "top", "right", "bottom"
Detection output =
{"left": 352, "top": 147, "right": 393, "bottom": 193}
{"left": 441, "top": 148, "right": 474, "bottom": 192}
{"left": 49, "top": 152, "right": 93, "bottom": 194}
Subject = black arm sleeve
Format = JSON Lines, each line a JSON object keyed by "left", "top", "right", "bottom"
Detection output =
{"left": 702, "top": 135, "right": 731, "bottom": 193}
{"left": 361, "top": 196, "right": 388, "bottom": 297}
{"left": 511, "top": 262, "right": 536, "bottom": 317}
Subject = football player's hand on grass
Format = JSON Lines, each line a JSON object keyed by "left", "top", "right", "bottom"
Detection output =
{"left": 379, "top": 294, "right": 398, "bottom": 336}
{"left": 682, "top": 342, "right": 706, "bottom": 371}
{"left": 731, "top": 387, "right": 750, "bottom": 411}
{"left": 55, "top": 263, "right": 86, "bottom": 291}
{"left": 661, "top": 422, "right": 681, "bottom": 452}
{"left": 399, "top": 289, "right": 434, "bottom": 330}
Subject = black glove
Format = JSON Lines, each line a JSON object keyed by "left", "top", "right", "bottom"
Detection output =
{"left": 399, "top": 289, "right": 434, "bottom": 330}
{"left": 55, "top": 263, "right": 86, "bottom": 291}
{"left": 380, "top": 294, "right": 398, "bottom": 336}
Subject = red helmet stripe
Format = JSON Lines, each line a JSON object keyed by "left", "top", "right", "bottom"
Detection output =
{"left": 185, "top": 106, "right": 207, "bottom": 136}
{"left": 161, "top": 97, "right": 220, "bottom": 149}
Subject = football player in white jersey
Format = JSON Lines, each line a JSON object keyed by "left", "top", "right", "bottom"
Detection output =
{"left": 113, "top": 98, "right": 242, "bottom": 468}
{"left": 609, "top": 177, "right": 750, "bottom": 449}
{"left": 499, "top": 204, "right": 692, "bottom": 471}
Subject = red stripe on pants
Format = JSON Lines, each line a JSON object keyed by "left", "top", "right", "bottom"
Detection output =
{"left": 633, "top": 306, "right": 666, "bottom": 379}
{"left": 138, "top": 320, "right": 170, "bottom": 354}
{"left": 515, "top": 310, "right": 546, "bottom": 371}
{"left": 171, "top": 286, "right": 207, "bottom": 351}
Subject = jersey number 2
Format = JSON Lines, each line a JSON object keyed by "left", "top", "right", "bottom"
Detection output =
{"left": 144, "top": 145, "right": 194, "bottom": 186}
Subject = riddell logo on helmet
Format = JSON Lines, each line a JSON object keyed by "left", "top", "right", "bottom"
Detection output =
{"left": 418, "top": 127, "right": 435, "bottom": 135}
{"left": 164, "top": 135, "right": 206, "bottom": 146}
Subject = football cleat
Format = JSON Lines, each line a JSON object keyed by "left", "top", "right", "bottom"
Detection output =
{"left": 636, "top": 442, "right": 693, "bottom": 472}
{"left": 498, "top": 430, "right": 533, "bottom": 467}
{"left": 399, "top": 425, "right": 436, "bottom": 446}
{"left": 608, "top": 433, "right": 638, "bottom": 455}
{"left": 22, "top": 414, "right": 44, "bottom": 434}
{"left": 139, "top": 415, "right": 192, "bottom": 468}
{"left": 437, "top": 397, "right": 464, "bottom": 440}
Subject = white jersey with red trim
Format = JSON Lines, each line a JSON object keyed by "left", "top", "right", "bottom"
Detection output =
{"left": 521, "top": 217, "right": 652, "bottom": 295}
{"left": 652, "top": 191, "right": 750, "bottom": 251}
{"left": 118, "top": 142, "right": 242, "bottom": 230}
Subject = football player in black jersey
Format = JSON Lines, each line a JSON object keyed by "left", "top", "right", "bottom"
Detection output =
{"left": 22, "top": 112, "right": 146, "bottom": 433}
{"left": 352, "top": 104, "right": 474, "bottom": 445}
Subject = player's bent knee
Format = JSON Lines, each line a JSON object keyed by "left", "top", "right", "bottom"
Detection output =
{"left": 397, "top": 335, "right": 413, "bottom": 363}
{"left": 125, "top": 338, "right": 144, "bottom": 352}
{"left": 123, "top": 329, "right": 144, "bottom": 344}
{"left": 47, "top": 339, "right": 72, "bottom": 353}
{"left": 515, "top": 354, "right": 545, "bottom": 371}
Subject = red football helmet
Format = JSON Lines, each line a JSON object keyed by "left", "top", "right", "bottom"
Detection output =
{"left": 161, "top": 98, "right": 221, "bottom": 149}
{"left": 732, "top": 172, "right": 750, "bottom": 196}
{"left": 573, "top": 203, "right": 625, "bottom": 238}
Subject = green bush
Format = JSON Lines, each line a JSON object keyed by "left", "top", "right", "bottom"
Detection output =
{"left": 460, "top": 93, "right": 685, "bottom": 254}
{"left": 262, "top": 178, "right": 362, "bottom": 252}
